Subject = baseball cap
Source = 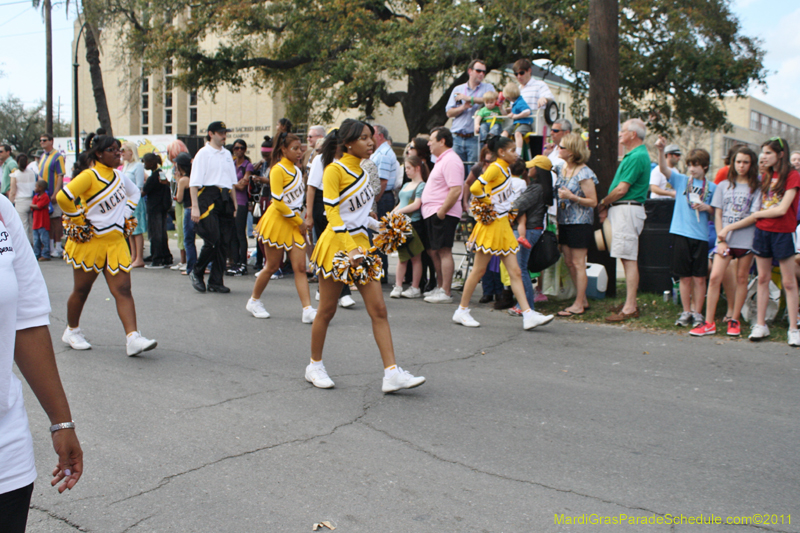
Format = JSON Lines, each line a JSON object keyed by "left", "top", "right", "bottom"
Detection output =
{"left": 525, "top": 155, "right": 553, "bottom": 171}
{"left": 174, "top": 152, "right": 192, "bottom": 167}
{"left": 207, "top": 121, "right": 232, "bottom": 133}
{"left": 664, "top": 144, "right": 682, "bottom": 155}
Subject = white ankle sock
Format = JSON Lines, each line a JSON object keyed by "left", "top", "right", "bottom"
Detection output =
{"left": 384, "top": 365, "right": 398, "bottom": 378}
{"left": 310, "top": 359, "right": 323, "bottom": 368}
{"left": 522, "top": 309, "right": 534, "bottom": 317}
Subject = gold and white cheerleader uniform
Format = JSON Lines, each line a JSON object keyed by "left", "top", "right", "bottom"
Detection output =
{"left": 256, "top": 157, "right": 306, "bottom": 250}
{"left": 469, "top": 159, "right": 519, "bottom": 256}
{"left": 310, "top": 153, "right": 377, "bottom": 278}
{"left": 56, "top": 162, "right": 140, "bottom": 274}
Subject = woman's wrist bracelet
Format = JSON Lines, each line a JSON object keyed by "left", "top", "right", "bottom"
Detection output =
{"left": 50, "top": 421, "right": 75, "bottom": 433}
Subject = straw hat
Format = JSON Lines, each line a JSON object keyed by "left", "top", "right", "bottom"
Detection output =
{"left": 594, "top": 218, "right": 613, "bottom": 252}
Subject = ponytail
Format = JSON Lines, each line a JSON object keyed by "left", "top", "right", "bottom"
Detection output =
{"left": 320, "top": 129, "right": 340, "bottom": 168}
{"left": 486, "top": 135, "right": 514, "bottom": 154}
{"left": 271, "top": 131, "right": 300, "bottom": 166}
{"left": 320, "top": 119, "right": 372, "bottom": 169}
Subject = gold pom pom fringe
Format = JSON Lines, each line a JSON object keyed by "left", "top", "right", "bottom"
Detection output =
{"left": 470, "top": 198, "right": 496, "bottom": 225}
{"left": 372, "top": 212, "right": 413, "bottom": 254}
{"left": 62, "top": 213, "right": 93, "bottom": 243}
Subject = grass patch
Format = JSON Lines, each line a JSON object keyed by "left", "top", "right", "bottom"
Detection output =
{"left": 533, "top": 281, "right": 792, "bottom": 341}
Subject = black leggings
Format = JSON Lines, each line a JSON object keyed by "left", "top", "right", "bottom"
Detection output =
{"left": 0, "top": 483, "right": 34, "bottom": 533}
{"left": 230, "top": 204, "right": 249, "bottom": 265}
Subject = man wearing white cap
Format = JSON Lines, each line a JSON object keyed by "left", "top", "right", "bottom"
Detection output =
{"left": 649, "top": 144, "right": 681, "bottom": 199}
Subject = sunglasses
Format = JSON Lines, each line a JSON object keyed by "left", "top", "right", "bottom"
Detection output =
{"left": 558, "top": 146, "right": 566, "bottom": 150}
{"left": 233, "top": 146, "right": 245, "bottom": 151}
{"left": 514, "top": 71, "right": 528, "bottom": 76}
{"left": 769, "top": 136, "right": 785, "bottom": 149}
{"left": 551, "top": 129, "right": 562, "bottom": 134}
{"left": 39, "top": 139, "right": 49, "bottom": 142}
{"left": 473, "top": 68, "right": 486, "bottom": 74}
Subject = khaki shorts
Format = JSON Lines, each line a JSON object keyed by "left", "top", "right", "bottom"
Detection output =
{"left": 609, "top": 204, "right": 646, "bottom": 260}
{"left": 50, "top": 202, "right": 62, "bottom": 219}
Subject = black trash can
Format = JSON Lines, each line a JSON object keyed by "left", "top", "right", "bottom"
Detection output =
{"left": 638, "top": 199, "right": 674, "bottom": 294}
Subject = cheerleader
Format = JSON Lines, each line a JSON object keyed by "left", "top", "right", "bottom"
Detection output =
{"left": 56, "top": 134, "right": 157, "bottom": 356}
{"left": 307, "top": 119, "right": 425, "bottom": 392}
{"left": 246, "top": 132, "right": 316, "bottom": 323}
{"left": 454, "top": 136, "right": 554, "bottom": 330}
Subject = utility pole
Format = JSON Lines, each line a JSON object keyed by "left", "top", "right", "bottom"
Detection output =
{"left": 45, "top": 0, "right": 53, "bottom": 134}
{"left": 587, "top": 0, "right": 620, "bottom": 297}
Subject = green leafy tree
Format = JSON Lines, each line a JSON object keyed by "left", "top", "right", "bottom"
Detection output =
{"left": 110, "top": 0, "right": 764, "bottom": 138}
{"left": 0, "top": 95, "right": 70, "bottom": 155}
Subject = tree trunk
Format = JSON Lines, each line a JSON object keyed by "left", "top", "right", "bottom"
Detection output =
{"left": 84, "top": 24, "right": 113, "bottom": 136}
{"left": 44, "top": 0, "right": 53, "bottom": 134}
{"left": 587, "top": 0, "right": 620, "bottom": 297}
{"left": 400, "top": 69, "right": 466, "bottom": 139}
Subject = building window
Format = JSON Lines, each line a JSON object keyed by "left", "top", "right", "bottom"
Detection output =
{"left": 165, "top": 109, "right": 173, "bottom": 124}
{"left": 750, "top": 111, "right": 759, "bottom": 131}
{"left": 188, "top": 89, "right": 198, "bottom": 137}
{"left": 190, "top": 107, "right": 197, "bottom": 123}
{"left": 142, "top": 126, "right": 149, "bottom": 135}
{"left": 142, "top": 78, "right": 149, "bottom": 93}
{"left": 142, "top": 110, "right": 149, "bottom": 125}
{"left": 189, "top": 124, "right": 197, "bottom": 136}
{"left": 761, "top": 115, "right": 769, "bottom": 133}
{"left": 165, "top": 125, "right": 172, "bottom": 134}
{"left": 142, "top": 94, "right": 149, "bottom": 110}
{"left": 190, "top": 91, "right": 197, "bottom": 106}
{"left": 165, "top": 93, "right": 172, "bottom": 108}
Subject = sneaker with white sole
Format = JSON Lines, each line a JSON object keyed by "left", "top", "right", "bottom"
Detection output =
{"left": 305, "top": 362, "right": 334, "bottom": 388}
{"left": 749, "top": 324, "right": 770, "bottom": 341}
{"left": 390, "top": 286, "right": 403, "bottom": 298}
{"left": 690, "top": 321, "right": 716, "bottom": 336}
{"left": 339, "top": 295, "right": 356, "bottom": 308}
{"left": 507, "top": 305, "right": 522, "bottom": 317}
{"left": 170, "top": 262, "right": 186, "bottom": 271}
{"left": 62, "top": 327, "right": 91, "bottom": 350}
{"left": 788, "top": 329, "right": 800, "bottom": 347}
{"left": 691, "top": 312, "right": 705, "bottom": 328}
{"left": 382, "top": 367, "right": 426, "bottom": 393}
{"left": 423, "top": 286, "right": 441, "bottom": 298}
{"left": 453, "top": 308, "right": 480, "bottom": 327}
{"left": 425, "top": 290, "right": 453, "bottom": 304}
{"left": 675, "top": 311, "right": 693, "bottom": 326}
{"left": 126, "top": 331, "right": 157, "bottom": 356}
{"left": 270, "top": 269, "right": 284, "bottom": 280}
{"left": 315, "top": 289, "right": 320, "bottom": 301}
{"left": 523, "top": 310, "right": 554, "bottom": 330}
{"left": 246, "top": 298, "right": 270, "bottom": 319}
{"left": 401, "top": 287, "right": 421, "bottom": 298}
{"left": 302, "top": 307, "right": 317, "bottom": 324}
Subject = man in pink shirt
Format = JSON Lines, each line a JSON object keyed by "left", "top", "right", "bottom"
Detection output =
{"left": 421, "top": 127, "right": 464, "bottom": 303}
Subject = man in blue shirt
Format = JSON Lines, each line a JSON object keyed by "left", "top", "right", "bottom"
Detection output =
{"left": 445, "top": 59, "right": 495, "bottom": 175}
{"left": 370, "top": 124, "right": 401, "bottom": 284}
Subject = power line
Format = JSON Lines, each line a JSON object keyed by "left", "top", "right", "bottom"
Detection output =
{"left": 0, "top": 1, "right": 31, "bottom": 6}
{"left": 0, "top": 6, "right": 30, "bottom": 28}
{"left": 0, "top": 26, "right": 72, "bottom": 39}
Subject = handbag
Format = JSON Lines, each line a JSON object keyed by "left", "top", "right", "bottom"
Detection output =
{"left": 528, "top": 229, "right": 559, "bottom": 273}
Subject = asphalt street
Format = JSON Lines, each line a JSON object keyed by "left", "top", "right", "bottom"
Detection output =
{"left": 18, "top": 246, "right": 800, "bottom": 533}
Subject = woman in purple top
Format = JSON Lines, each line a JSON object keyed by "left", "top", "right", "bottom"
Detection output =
{"left": 229, "top": 139, "right": 255, "bottom": 276}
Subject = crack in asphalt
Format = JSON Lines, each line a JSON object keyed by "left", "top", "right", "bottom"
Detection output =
{"left": 120, "top": 514, "right": 155, "bottom": 533}
{"left": 110, "top": 386, "right": 375, "bottom": 506}
{"left": 418, "top": 329, "right": 528, "bottom": 370}
{"left": 356, "top": 422, "right": 788, "bottom": 533}
{"left": 29, "top": 504, "right": 87, "bottom": 531}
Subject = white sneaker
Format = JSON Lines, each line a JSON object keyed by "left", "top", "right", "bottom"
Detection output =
{"left": 401, "top": 287, "right": 422, "bottom": 299}
{"left": 382, "top": 367, "right": 426, "bottom": 393}
{"left": 523, "top": 310, "right": 555, "bottom": 330}
{"left": 315, "top": 290, "right": 320, "bottom": 301}
{"left": 423, "top": 286, "right": 440, "bottom": 298}
{"left": 425, "top": 290, "right": 453, "bottom": 304}
{"left": 390, "top": 286, "right": 403, "bottom": 298}
{"left": 305, "top": 362, "right": 334, "bottom": 388}
{"left": 452, "top": 308, "right": 480, "bottom": 327}
{"left": 302, "top": 307, "right": 317, "bottom": 324}
{"left": 339, "top": 295, "right": 356, "bottom": 308}
{"left": 789, "top": 329, "right": 800, "bottom": 347}
{"left": 246, "top": 298, "right": 270, "bottom": 319}
{"left": 62, "top": 327, "right": 91, "bottom": 350}
{"left": 749, "top": 324, "right": 770, "bottom": 341}
{"left": 126, "top": 331, "right": 157, "bottom": 356}
{"left": 675, "top": 311, "right": 693, "bottom": 327}
{"left": 170, "top": 262, "right": 186, "bottom": 271}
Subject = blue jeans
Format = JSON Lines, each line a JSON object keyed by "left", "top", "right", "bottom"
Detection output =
{"left": 479, "top": 122, "right": 502, "bottom": 143}
{"left": 514, "top": 228, "right": 543, "bottom": 309}
{"left": 183, "top": 207, "right": 197, "bottom": 273}
{"left": 33, "top": 227, "right": 50, "bottom": 258}
{"left": 453, "top": 134, "right": 480, "bottom": 177}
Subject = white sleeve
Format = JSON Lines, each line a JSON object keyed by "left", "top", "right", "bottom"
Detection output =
{"left": 189, "top": 149, "right": 207, "bottom": 188}
{"left": 1, "top": 196, "right": 51, "bottom": 330}
{"left": 649, "top": 166, "right": 665, "bottom": 186}
{"left": 121, "top": 172, "right": 141, "bottom": 215}
{"left": 307, "top": 155, "right": 324, "bottom": 190}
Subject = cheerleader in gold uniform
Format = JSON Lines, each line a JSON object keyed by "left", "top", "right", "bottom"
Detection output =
{"left": 306, "top": 120, "right": 425, "bottom": 393}
{"left": 246, "top": 132, "right": 316, "bottom": 323}
{"left": 454, "top": 136, "right": 554, "bottom": 330}
{"left": 56, "top": 134, "right": 158, "bottom": 356}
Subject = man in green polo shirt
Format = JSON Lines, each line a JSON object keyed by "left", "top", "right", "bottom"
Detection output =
{"left": 598, "top": 118, "right": 652, "bottom": 322}
{"left": 0, "top": 145, "right": 17, "bottom": 196}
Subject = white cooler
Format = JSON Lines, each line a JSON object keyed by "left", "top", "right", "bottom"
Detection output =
{"left": 586, "top": 263, "right": 608, "bottom": 300}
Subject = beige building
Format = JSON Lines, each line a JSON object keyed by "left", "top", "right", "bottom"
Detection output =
{"left": 73, "top": 21, "right": 576, "bottom": 147}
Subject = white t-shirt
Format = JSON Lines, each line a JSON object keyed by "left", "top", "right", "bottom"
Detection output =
{"left": 189, "top": 144, "right": 238, "bottom": 189}
{"left": 547, "top": 149, "right": 564, "bottom": 216}
{"left": 0, "top": 194, "right": 51, "bottom": 494}
{"left": 11, "top": 164, "right": 38, "bottom": 199}
{"left": 307, "top": 154, "right": 324, "bottom": 191}
{"left": 509, "top": 177, "right": 527, "bottom": 202}
{"left": 649, "top": 166, "right": 673, "bottom": 199}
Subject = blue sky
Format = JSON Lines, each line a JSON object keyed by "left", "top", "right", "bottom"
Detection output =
{"left": 0, "top": 0, "right": 798, "bottom": 126}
